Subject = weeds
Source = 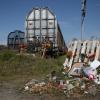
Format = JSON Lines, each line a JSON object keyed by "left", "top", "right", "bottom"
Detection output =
{"left": 0, "top": 50, "right": 66, "bottom": 80}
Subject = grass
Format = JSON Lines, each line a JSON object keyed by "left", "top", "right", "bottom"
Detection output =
{"left": 0, "top": 50, "right": 67, "bottom": 98}
{"left": 0, "top": 50, "right": 66, "bottom": 81}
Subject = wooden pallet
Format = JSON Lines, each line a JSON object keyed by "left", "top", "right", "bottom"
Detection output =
{"left": 64, "top": 40, "right": 100, "bottom": 72}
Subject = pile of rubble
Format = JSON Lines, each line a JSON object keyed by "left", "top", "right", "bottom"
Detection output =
{"left": 24, "top": 40, "right": 100, "bottom": 97}
{"left": 24, "top": 76, "right": 99, "bottom": 97}
{"left": 24, "top": 60, "right": 100, "bottom": 97}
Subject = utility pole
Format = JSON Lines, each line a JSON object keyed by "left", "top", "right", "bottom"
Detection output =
{"left": 81, "top": 0, "right": 86, "bottom": 41}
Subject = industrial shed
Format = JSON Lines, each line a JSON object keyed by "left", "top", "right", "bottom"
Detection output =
{"left": 7, "top": 30, "right": 25, "bottom": 49}
{"left": 25, "top": 7, "right": 66, "bottom": 52}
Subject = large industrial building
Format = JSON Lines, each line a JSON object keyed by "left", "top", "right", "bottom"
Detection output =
{"left": 7, "top": 30, "right": 25, "bottom": 49}
{"left": 25, "top": 7, "right": 66, "bottom": 52}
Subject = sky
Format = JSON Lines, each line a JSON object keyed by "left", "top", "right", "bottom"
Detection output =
{"left": 0, "top": 0, "right": 100, "bottom": 45}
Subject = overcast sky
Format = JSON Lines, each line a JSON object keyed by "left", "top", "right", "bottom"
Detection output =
{"left": 0, "top": 0, "right": 100, "bottom": 44}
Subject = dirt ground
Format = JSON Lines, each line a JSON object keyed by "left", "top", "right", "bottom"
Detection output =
{"left": 0, "top": 79, "right": 100, "bottom": 100}
{"left": 0, "top": 82, "right": 66, "bottom": 100}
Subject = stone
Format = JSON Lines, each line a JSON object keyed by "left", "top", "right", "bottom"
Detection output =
{"left": 88, "top": 85, "right": 96, "bottom": 96}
